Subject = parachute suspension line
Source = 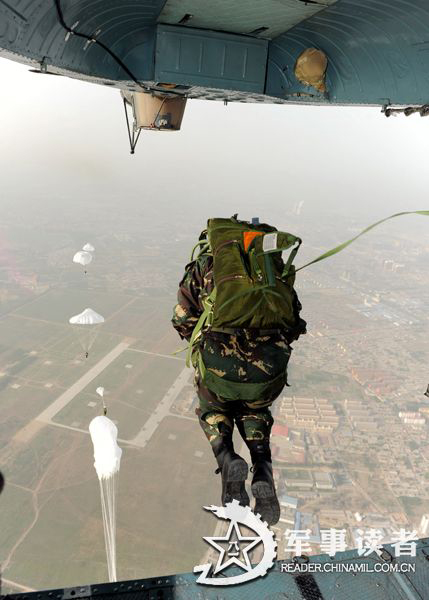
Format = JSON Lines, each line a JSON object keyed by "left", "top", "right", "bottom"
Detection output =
{"left": 89, "top": 416, "right": 122, "bottom": 583}
{"left": 72, "top": 324, "right": 100, "bottom": 355}
{"left": 99, "top": 473, "right": 118, "bottom": 582}
{"left": 296, "top": 210, "right": 429, "bottom": 273}
{"left": 69, "top": 309, "right": 105, "bottom": 358}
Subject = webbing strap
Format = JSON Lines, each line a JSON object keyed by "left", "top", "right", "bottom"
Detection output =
{"left": 282, "top": 240, "right": 301, "bottom": 278}
{"left": 264, "top": 253, "right": 275, "bottom": 286}
{"left": 185, "top": 288, "right": 217, "bottom": 368}
{"left": 190, "top": 240, "right": 210, "bottom": 262}
{"left": 296, "top": 211, "right": 429, "bottom": 273}
{"left": 249, "top": 248, "right": 263, "bottom": 280}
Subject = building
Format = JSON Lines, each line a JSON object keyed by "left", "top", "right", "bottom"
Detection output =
{"left": 294, "top": 511, "right": 321, "bottom": 544}
{"left": 313, "top": 471, "right": 334, "bottom": 490}
{"left": 279, "top": 494, "right": 298, "bottom": 510}
{"left": 283, "top": 469, "right": 313, "bottom": 489}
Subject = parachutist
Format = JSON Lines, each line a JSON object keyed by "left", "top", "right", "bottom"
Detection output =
{"left": 103, "top": 406, "right": 107, "bottom": 416}
{"left": 172, "top": 216, "right": 307, "bottom": 525}
{"left": 69, "top": 308, "right": 105, "bottom": 358}
{"left": 424, "top": 384, "right": 429, "bottom": 398}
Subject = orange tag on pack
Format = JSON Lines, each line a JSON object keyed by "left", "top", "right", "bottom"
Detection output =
{"left": 243, "top": 230, "right": 263, "bottom": 253}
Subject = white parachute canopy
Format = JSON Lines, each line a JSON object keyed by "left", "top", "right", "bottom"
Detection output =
{"left": 69, "top": 308, "right": 105, "bottom": 355}
{"left": 83, "top": 243, "right": 95, "bottom": 252}
{"left": 69, "top": 308, "right": 104, "bottom": 325}
{"left": 89, "top": 416, "right": 122, "bottom": 582}
{"left": 89, "top": 416, "right": 122, "bottom": 479}
{"left": 73, "top": 250, "right": 93, "bottom": 267}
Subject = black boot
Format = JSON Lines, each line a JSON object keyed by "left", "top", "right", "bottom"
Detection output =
{"left": 247, "top": 440, "right": 280, "bottom": 526}
{"left": 211, "top": 435, "right": 250, "bottom": 507}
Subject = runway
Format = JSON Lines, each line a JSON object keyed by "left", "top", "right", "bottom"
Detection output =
{"left": 36, "top": 341, "right": 132, "bottom": 423}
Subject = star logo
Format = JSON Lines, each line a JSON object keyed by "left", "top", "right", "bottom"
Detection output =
{"left": 204, "top": 520, "right": 261, "bottom": 574}
{"left": 194, "top": 500, "right": 277, "bottom": 586}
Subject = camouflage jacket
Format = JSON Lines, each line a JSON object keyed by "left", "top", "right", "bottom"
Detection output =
{"left": 171, "top": 254, "right": 306, "bottom": 344}
{"left": 172, "top": 253, "right": 307, "bottom": 391}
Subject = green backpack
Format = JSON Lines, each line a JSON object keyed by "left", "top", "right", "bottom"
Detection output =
{"left": 186, "top": 215, "right": 302, "bottom": 397}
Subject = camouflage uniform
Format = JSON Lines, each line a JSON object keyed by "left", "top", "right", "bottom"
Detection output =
{"left": 172, "top": 253, "right": 306, "bottom": 448}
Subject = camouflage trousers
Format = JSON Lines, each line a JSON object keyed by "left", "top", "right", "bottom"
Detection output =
{"left": 195, "top": 373, "right": 284, "bottom": 445}
{"left": 194, "top": 329, "right": 291, "bottom": 445}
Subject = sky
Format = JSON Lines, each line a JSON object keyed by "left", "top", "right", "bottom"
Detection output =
{"left": 0, "top": 56, "right": 428, "bottom": 237}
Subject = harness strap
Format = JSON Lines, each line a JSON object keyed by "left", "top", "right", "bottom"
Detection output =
{"left": 282, "top": 239, "right": 301, "bottom": 278}
{"left": 185, "top": 287, "right": 217, "bottom": 368}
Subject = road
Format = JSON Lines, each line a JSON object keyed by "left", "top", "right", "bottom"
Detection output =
{"left": 11, "top": 340, "right": 134, "bottom": 445}
{"left": 130, "top": 366, "right": 191, "bottom": 447}
{"left": 11, "top": 344, "right": 191, "bottom": 448}
{"left": 36, "top": 340, "right": 133, "bottom": 423}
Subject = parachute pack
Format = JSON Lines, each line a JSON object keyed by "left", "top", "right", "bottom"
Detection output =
{"left": 194, "top": 215, "right": 301, "bottom": 328}
{"left": 185, "top": 215, "right": 304, "bottom": 397}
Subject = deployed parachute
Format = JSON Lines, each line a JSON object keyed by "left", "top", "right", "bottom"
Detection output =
{"left": 73, "top": 250, "right": 93, "bottom": 273}
{"left": 73, "top": 251, "right": 93, "bottom": 266}
{"left": 89, "top": 416, "right": 122, "bottom": 480}
{"left": 83, "top": 243, "right": 95, "bottom": 252}
{"left": 70, "top": 308, "right": 104, "bottom": 326}
{"left": 89, "top": 416, "right": 122, "bottom": 582}
{"left": 69, "top": 308, "right": 105, "bottom": 357}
